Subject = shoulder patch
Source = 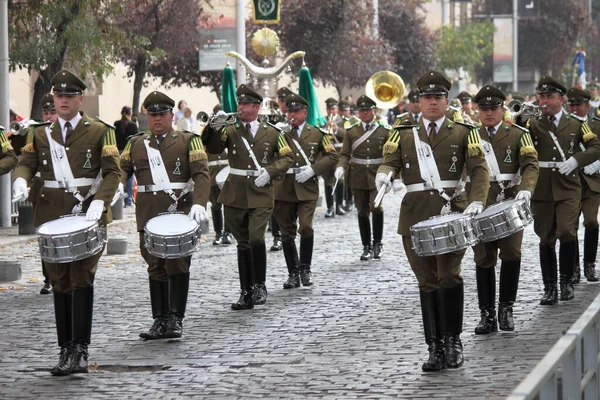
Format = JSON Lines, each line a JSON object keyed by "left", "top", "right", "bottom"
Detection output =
{"left": 95, "top": 116, "right": 116, "bottom": 130}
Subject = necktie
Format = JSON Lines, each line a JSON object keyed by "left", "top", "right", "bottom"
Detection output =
{"left": 156, "top": 135, "right": 163, "bottom": 147}
{"left": 293, "top": 126, "right": 299, "bottom": 136}
{"left": 414, "top": 114, "right": 419, "bottom": 123}
{"left": 487, "top": 126, "right": 495, "bottom": 137}
{"left": 365, "top": 123, "right": 373, "bottom": 131}
{"left": 64, "top": 121, "right": 73, "bottom": 141}
{"left": 549, "top": 116, "right": 557, "bottom": 131}
{"left": 428, "top": 122, "right": 437, "bottom": 145}
{"left": 245, "top": 123, "right": 252, "bottom": 136}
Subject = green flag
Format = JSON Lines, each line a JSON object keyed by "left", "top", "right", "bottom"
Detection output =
{"left": 298, "top": 66, "right": 325, "bottom": 127}
{"left": 221, "top": 65, "right": 237, "bottom": 113}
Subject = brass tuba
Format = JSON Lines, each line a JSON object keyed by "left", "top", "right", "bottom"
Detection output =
{"left": 365, "top": 71, "right": 406, "bottom": 109}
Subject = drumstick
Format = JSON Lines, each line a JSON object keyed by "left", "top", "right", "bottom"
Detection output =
{"left": 374, "top": 171, "right": 394, "bottom": 208}
{"left": 332, "top": 177, "right": 339, "bottom": 193}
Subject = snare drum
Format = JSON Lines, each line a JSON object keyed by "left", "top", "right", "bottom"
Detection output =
{"left": 37, "top": 214, "right": 107, "bottom": 263}
{"left": 410, "top": 213, "right": 479, "bottom": 256}
{"left": 215, "top": 166, "right": 230, "bottom": 189}
{"left": 144, "top": 213, "right": 201, "bottom": 259}
{"left": 474, "top": 199, "right": 533, "bottom": 242}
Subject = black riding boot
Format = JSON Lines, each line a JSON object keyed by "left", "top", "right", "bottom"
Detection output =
{"left": 441, "top": 282, "right": 464, "bottom": 369}
{"left": 372, "top": 213, "right": 384, "bottom": 260}
{"left": 252, "top": 243, "right": 268, "bottom": 305}
{"left": 573, "top": 238, "right": 581, "bottom": 284}
{"left": 559, "top": 241, "right": 576, "bottom": 301}
{"left": 498, "top": 259, "right": 520, "bottom": 331}
{"left": 539, "top": 243, "right": 558, "bottom": 305}
{"left": 270, "top": 216, "right": 282, "bottom": 251}
{"left": 232, "top": 248, "right": 255, "bottom": 310}
{"left": 335, "top": 183, "right": 346, "bottom": 213}
{"left": 50, "top": 291, "right": 73, "bottom": 376}
{"left": 584, "top": 226, "right": 599, "bottom": 282}
{"left": 420, "top": 290, "right": 445, "bottom": 372}
{"left": 282, "top": 240, "right": 300, "bottom": 289}
{"left": 212, "top": 207, "right": 223, "bottom": 245}
{"left": 299, "top": 236, "right": 314, "bottom": 286}
{"left": 164, "top": 272, "right": 190, "bottom": 338}
{"left": 358, "top": 216, "right": 372, "bottom": 260}
{"left": 344, "top": 185, "right": 354, "bottom": 211}
{"left": 70, "top": 286, "right": 93, "bottom": 374}
{"left": 474, "top": 266, "right": 497, "bottom": 334}
{"left": 40, "top": 261, "right": 52, "bottom": 294}
{"left": 324, "top": 184, "right": 335, "bottom": 218}
{"left": 140, "top": 279, "right": 169, "bottom": 340}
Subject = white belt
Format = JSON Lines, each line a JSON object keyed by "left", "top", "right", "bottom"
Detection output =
{"left": 406, "top": 180, "right": 460, "bottom": 193}
{"left": 137, "top": 182, "right": 188, "bottom": 193}
{"left": 286, "top": 167, "right": 305, "bottom": 174}
{"left": 333, "top": 143, "right": 343, "bottom": 149}
{"left": 44, "top": 178, "right": 96, "bottom": 189}
{"left": 466, "top": 173, "right": 516, "bottom": 183}
{"left": 208, "top": 160, "right": 229, "bottom": 167}
{"left": 350, "top": 157, "right": 384, "bottom": 165}
{"left": 229, "top": 168, "right": 261, "bottom": 177}
{"left": 539, "top": 161, "right": 563, "bottom": 169}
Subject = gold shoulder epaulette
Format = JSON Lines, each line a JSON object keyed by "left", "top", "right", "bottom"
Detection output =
{"left": 0, "top": 129, "right": 13, "bottom": 153}
{"left": 467, "top": 129, "right": 484, "bottom": 157}
{"left": 277, "top": 133, "right": 292, "bottom": 156}
{"left": 189, "top": 135, "right": 208, "bottom": 162}
{"left": 95, "top": 116, "right": 116, "bottom": 130}
{"left": 518, "top": 131, "right": 537, "bottom": 156}
{"left": 320, "top": 133, "right": 335, "bottom": 153}
{"left": 581, "top": 121, "right": 597, "bottom": 142}
{"left": 101, "top": 127, "right": 119, "bottom": 157}
{"left": 382, "top": 130, "right": 401, "bottom": 155}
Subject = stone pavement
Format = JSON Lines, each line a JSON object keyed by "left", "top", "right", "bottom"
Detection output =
{"left": 1, "top": 192, "right": 599, "bottom": 399}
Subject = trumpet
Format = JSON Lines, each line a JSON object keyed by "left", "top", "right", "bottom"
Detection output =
{"left": 10, "top": 119, "right": 36, "bottom": 136}
{"left": 196, "top": 111, "right": 238, "bottom": 130}
{"left": 507, "top": 100, "right": 543, "bottom": 121}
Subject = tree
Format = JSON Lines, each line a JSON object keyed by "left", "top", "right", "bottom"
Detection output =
{"left": 8, "top": 0, "right": 126, "bottom": 119}
{"left": 434, "top": 20, "right": 495, "bottom": 81}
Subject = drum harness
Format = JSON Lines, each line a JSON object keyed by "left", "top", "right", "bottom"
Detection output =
{"left": 349, "top": 124, "right": 384, "bottom": 166}
{"left": 143, "top": 139, "right": 193, "bottom": 212}
{"left": 44, "top": 127, "right": 102, "bottom": 213}
{"left": 407, "top": 127, "right": 465, "bottom": 214}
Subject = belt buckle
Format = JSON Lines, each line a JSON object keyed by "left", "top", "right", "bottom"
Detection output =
{"left": 246, "top": 170, "right": 255, "bottom": 177}
{"left": 293, "top": 167, "right": 303, "bottom": 174}
{"left": 423, "top": 182, "right": 433, "bottom": 190}
{"left": 143, "top": 185, "right": 153, "bottom": 192}
{"left": 549, "top": 162, "right": 557, "bottom": 168}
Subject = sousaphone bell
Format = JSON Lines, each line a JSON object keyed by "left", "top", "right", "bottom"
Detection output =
{"left": 365, "top": 71, "right": 406, "bottom": 109}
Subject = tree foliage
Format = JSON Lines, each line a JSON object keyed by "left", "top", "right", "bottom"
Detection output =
{"left": 8, "top": 0, "right": 126, "bottom": 119}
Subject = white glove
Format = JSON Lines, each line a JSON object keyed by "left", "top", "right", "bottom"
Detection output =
{"left": 216, "top": 110, "right": 227, "bottom": 117}
{"left": 275, "top": 122, "right": 288, "bottom": 131}
{"left": 334, "top": 167, "right": 344, "bottom": 180}
{"left": 515, "top": 190, "right": 531, "bottom": 202}
{"left": 463, "top": 201, "right": 484, "bottom": 216}
{"left": 375, "top": 172, "right": 392, "bottom": 194}
{"left": 295, "top": 166, "right": 315, "bottom": 183}
{"left": 584, "top": 160, "right": 600, "bottom": 175}
{"left": 85, "top": 200, "right": 105, "bottom": 221}
{"left": 188, "top": 204, "right": 208, "bottom": 223}
{"left": 558, "top": 157, "right": 579, "bottom": 175}
{"left": 254, "top": 169, "right": 271, "bottom": 187}
{"left": 392, "top": 179, "right": 406, "bottom": 193}
{"left": 12, "top": 177, "right": 29, "bottom": 202}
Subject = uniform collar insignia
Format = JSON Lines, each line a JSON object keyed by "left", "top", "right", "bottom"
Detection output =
{"left": 429, "top": 84, "right": 435, "bottom": 88}
{"left": 84, "top": 121, "right": 90, "bottom": 126}
{"left": 486, "top": 97, "right": 491, "bottom": 101}
{"left": 447, "top": 123, "right": 453, "bottom": 128}
{"left": 61, "top": 83, "right": 66, "bottom": 88}
{"left": 504, "top": 125, "right": 510, "bottom": 130}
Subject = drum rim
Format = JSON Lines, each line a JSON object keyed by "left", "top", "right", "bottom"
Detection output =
{"left": 37, "top": 214, "right": 99, "bottom": 236}
{"left": 145, "top": 213, "right": 199, "bottom": 235}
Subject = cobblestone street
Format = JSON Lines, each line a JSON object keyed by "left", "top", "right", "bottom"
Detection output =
{"left": 1, "top": 189, "right": 599, "bottom": 399}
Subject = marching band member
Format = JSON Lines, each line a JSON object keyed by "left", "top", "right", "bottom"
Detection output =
{"left": 469, "top": 85, "right": 539, "bottom": 334}
{"left": 203, "top": 84, "right": 294, "bottom": 310}
{"left": 120, "top": 91, "right": 210, "bottom": 340}
{"left": 377, "top": 70, "right": 489, "bottom": 371}
{"left": 12, "top": 70, "right": 121, "bottom": 376}
{"left": 274, "top": 94, "right": 338, "bottom": 289}
{"left": 321, "top": 97, "right": 347, "bottom": 218}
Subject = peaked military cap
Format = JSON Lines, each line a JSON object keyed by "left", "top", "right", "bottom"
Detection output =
{"left": 285, "top": 94, "right": 309, "bottom": 111}
{"left": 143, "top": 91, "right": 175, "bottom": 114}
{"left": 457, "top": 91, "right": 473, "bottom": 103}
{"left": 587, "top": 82, "right": 599, "bottom": 90}
{"left": 356, "top": 95, "right": 377, "bottom": 110}
{"left": 339, "top": 100, "right": 351, "bottom": 110}
{"left": 51, "top": 69, "right": 87, "bottom": 95}
{"left": 325, "top": 98, "right": 339, "bottom": 108}
{"left": 41, "top": 93, "right": 55, "bottom": 110}
{"left": 237, "top": 84, "right": 262, "bottom": 104}
{"left": 417, "top": 70, "right": 451, "bottom": 95}
{"left": 566, "top": 87, "right": 591, "bottom": 105}
{"left": 276, "top": 87, "right": 293, "bottom": 100}
{"left": 350, "top": 102, "right": 358, "bottom": 112}
{"left": 474, "top": 85, "right": 506, "bottom": 108}
{"left": 408, "top": 88, "right": 420, "bottom": 102}
{"left": 536, "top": 75, "right": 567, "bottom": 95}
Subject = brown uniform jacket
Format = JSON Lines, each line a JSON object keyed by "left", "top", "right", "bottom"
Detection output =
{"left": 208, "top": 151, "right": 229, "bottom": 187}
{"left": 13, "top": 114, "right": 121, "bottom": 226}
{"left": 530, "top": 113, "right": 600, "bottom": 201}
{"left": 578, "top": 117, "right": 600, "bottom": 193}
{"left": 274, "top": 123, "right": 338, "bottom": 202}
{"left": 475, "top": 123, "right": 539, "bottom": 205}
{"left": 120, "top": 130, "right": 210, "bottom": 231}
{"left": 393, "top": 112, "right": 420, "bottom": 127}
{"left": 203, "top": 120, "right": 294, "bottom": 209}
{"left": 378, "top": 118, "right": 490, "bottom": 236}
{"left": 0, "top": 129, "right": 17, "bottom": 175}
{"left": 338, "top": 121, "right": 392, "bottom": 190}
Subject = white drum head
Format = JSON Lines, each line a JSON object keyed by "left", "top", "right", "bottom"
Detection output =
{"left": 38, "top": 215, "right": 96, "bottom": 235}
{"left": 146, "top": 213, "right": 198, "bottom": 235}
{"left": 215, "top": 166, "right": 230, "bottom": 185}
{"left": 476, "top": 199, "right": 519, "bottom": 219}
{"left": 412, "top": 213, "right": 467, "bottom": 229}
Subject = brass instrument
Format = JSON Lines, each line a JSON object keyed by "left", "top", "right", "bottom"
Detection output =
{"left": 507, "top": 99, "right": 542, "bottom": 121}
{"left": 365, "top": 71, "right": 406, "bottom": 109}
{"left": 196, "top": 111, "right": 238, "bottom": 130}
{"left": 10, "top": 119, "right": 36, "bottom": 136}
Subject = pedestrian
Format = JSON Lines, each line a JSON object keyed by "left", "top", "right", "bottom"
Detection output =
{"left": 114, "top": 106, "right": 138, "bottom": 207}
{"left": 528, "top": 76, "right": 600, "bottom": 305}
{"left": 376, "top": 70, "right": 490, "bottom": 371}
{"left": 120, "top": 91, "right": 210, "bottom": 340}
{"left": 176, "top": 107, "right": 194, "bottom": 132}
{"left": 334, "top": 95, "right": 393, "bottom": 261}
{"left": 203, "top": 84, "right": 294, "bottom": 310}
{"left": 274, "top": 94, "right": 338, "bottom": 289}
{"left": 12, "top": 69, "right": 121, "bottom": 376}
{"left": 470, "top": 85, "right": 539, "bottom": 334}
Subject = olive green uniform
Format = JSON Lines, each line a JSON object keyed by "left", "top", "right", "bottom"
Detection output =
{"left": 0, "top": 128, "right": 17, "bottom": 175}
{"left": 208, "top": 150, "right": 231, "bottom": 243}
